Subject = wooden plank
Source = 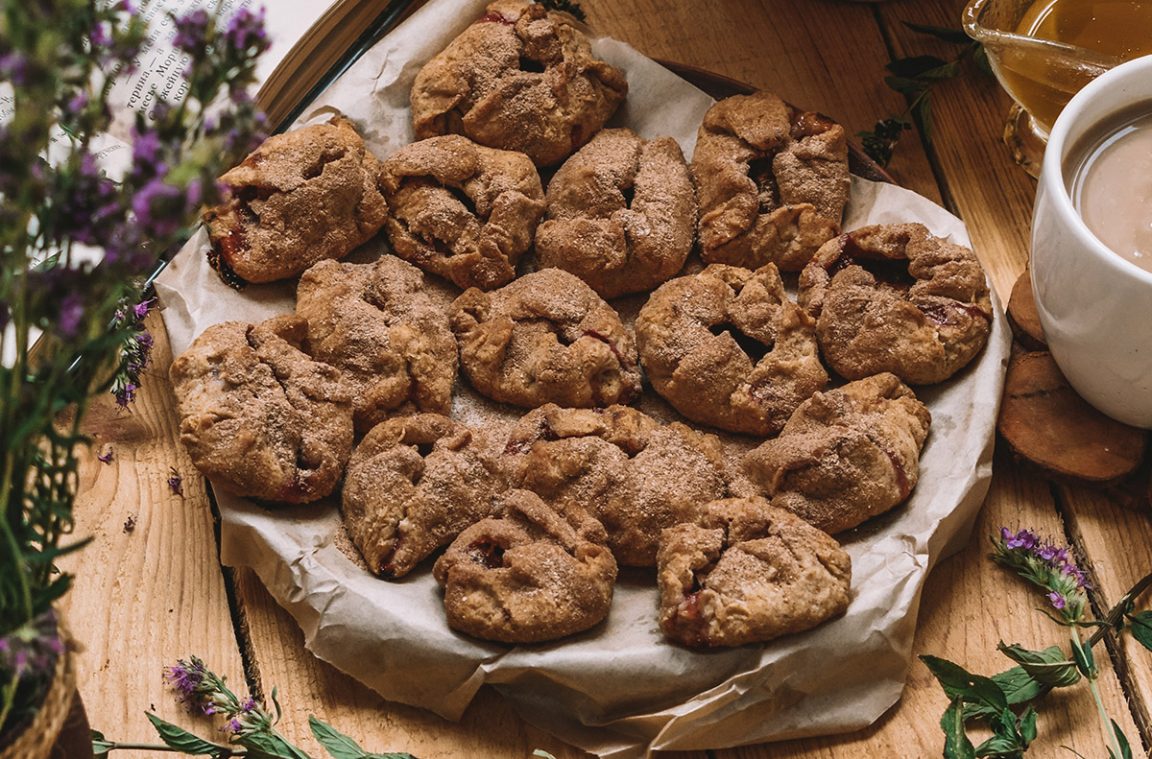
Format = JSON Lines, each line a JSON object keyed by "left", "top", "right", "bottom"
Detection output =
{"left": 581, "top": 0, "right": 942, "bottom": 202}
{"left": 59, "top": 311, "right": 248, "bottom": 748}
{"left": 727, "top": 458, "right": 1141, "bottom": 757}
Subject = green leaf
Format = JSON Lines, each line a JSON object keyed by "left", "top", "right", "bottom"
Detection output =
{"left": 1111, "top": 719, "right": 1133, "bottom": 759}
{"left": 238, "top": 730, "right": 313, "bottom": 759}
{"left": 91, "top": 729, "right": 114, "bottom": 756}
{"left": 997, "top": 643, "right": 1081, "bottom": 687}
{"left": 887, "top": 55, "right": 949, "bottom": 78}
{"left": 310, "top": 716, "right": 365, "bottom": 759}
{"left": 973, "top": 734, "right": 1020, "bottom": 757}
{"left": 1126, "top": 611, "right": 1152, "bottom": 651}
{"left": 903, "top": 21, "right": 974, "bottom": 45}
{"left": 942, "top": 697, "right": 977, "bottom": 759}
{"left": 1019, "top": 706, "right": 1038, "bottom": 746}
{"left": 1070, "top": 635, "right": 1096, "bottom": 679}
{"left": 922, "top": 656, "right": 1009, "bottom": 711}
{"left": 884, "top": 75, "right": 929, "bottom": 98}
{"left": 145, "top": 713, "right": 231, "bottom": 757}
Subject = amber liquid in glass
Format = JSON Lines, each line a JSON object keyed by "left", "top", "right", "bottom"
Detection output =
{"left": 997, "top": 0, "right": 1152, "bottom": 133}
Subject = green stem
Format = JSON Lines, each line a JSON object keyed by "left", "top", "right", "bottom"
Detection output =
{"left": 101, "top": 743, "right": 244, "bottom": 755}
{"left": 1075, "top": 626, "right": 1124, "bottom": 758}
{"left": 1088, "top": 569, "right": 1152, "bottom": 648}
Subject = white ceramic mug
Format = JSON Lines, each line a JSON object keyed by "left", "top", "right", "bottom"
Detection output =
{"left": 1031, "top": 55, "right": 1152, "bottom": 428}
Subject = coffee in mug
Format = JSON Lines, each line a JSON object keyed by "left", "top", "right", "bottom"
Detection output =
{"left": 1066, "top": 106, "right": 1152, "bottom": 273}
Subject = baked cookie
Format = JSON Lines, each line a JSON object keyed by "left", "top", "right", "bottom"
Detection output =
{"left": 170, "top": 316, "right": 354, "bottom": 503}
{"left": 504, "top": 404, "right": 729, "bottom": 566}
{"left": 451, "top": 268, "right": 642, "bottom": 408}
{"left": 657, "top": 497, "right": 851, "bottom": 648}
{"left": 342, "top": 414, "right": 507, "bottom": 578}
{"left": 296, "top": 257, "right": 456, "bottom": 434}
{"left": 434, "top": 489, "right": 617, "bottom": 643}
{"left": 535, "top": 128, "right": 696, "bottom": 298}
{"left": 411, "top": 1, "right": 628, "bottom": 168}
{"left": 203, "top": 116, "right": 388, "bottom": 287}
{"left": 741, "top": 373, "right": 931, "bottom": 534}
{"left": 635, "top": 263, "right": 828, "bottom": 436}
{"left": 380, "top": 135, "right": 545, "bottom": 290}
{"left": 798, "top": 223, "right": 994, "bottom": 385}
{"left": 692, "top": 92, "right": 849, "bottom": 271}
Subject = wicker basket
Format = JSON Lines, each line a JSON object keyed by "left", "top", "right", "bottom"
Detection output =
{"left": 0, "top": 632, "right": 76, "bottom": 759}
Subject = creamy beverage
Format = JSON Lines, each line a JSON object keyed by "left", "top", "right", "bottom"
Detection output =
{"left": 1067, "top": 107, "right": 1152, "bottom": 273}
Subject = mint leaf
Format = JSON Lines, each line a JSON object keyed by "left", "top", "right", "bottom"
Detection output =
{"left": 310, "top": 716, "right": 364, "bottom": 759}
{"left": 1127, "top": 611, "right": 1152, "bottom": 651}
{"left": 1070, "top": 635, "right": 1096, "bottom": 679}
{"left": 238, "top": 731, "right": 313, "bottom": 759}
{"left": 1020, "top": 706, "right": 1038, "bottom": 746}
{"left": 997, "top": 643, "right": 1081, "bottom": 687}
{"left": 903, "top": 21, "right": 974, "bottom": 45}
{"left": 1111, "top": 719, "right": 1133, "bottom": 759}
{"left": 921, "top": 656, "right": 1008, "bottom": 711}
{"left": 942, "top": 698, "right": 977, "bottom": 759}
{"left": 974, "top": 734, "right": 1019, "bottom": 757}
{"left": 145, "top": 713, "right": 231, "bottom": 757}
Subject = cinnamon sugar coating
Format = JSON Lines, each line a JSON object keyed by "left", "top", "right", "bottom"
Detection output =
{"left": 535, "top": 128, "right": 696, "bottom": 298}
{"left": 657, "top": 497, "right": 851, "bottom": 648}
{"left": 380, "top": 135, "right": 545, "bottom": 290}
{"left": 342, "top": 414, "right": 507, "bottom": 578}
{"left": 203, "top": 116, "right": 388, "bottom": 286}
{"left": 658, "top": 499, "right": 847, "bottom": 649}
{"left": 170, "top": 316, "right": 353, "bottom": 504}
{"left": 635, "top": 263, "right": 828, "bottom": 436}
{"left": 692, "top": 92, "right": 848, "bottom": 271}
{"left": 504, "top": 404, "right": 729, "bottom": 566}
{"left": 434, "top": 489, "right": 617, "bottom": 643}
{"left": 798, "top": 223, "right": 993, "bottom": 384}
{"left": 742, "top": 373, "right": 931, "bottom": 534}
{"left": 296, "top": 257, "right": 457, "bottom": 434}
{"left": 451, "top": 268, "right": 642, "bottom": 408}
{"left": 410, "top": 0, "right": 628, "bottom": 167}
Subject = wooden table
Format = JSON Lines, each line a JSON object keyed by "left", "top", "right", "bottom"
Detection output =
{"left": 63, "top": 0, "right": 1152, "bottom": 756}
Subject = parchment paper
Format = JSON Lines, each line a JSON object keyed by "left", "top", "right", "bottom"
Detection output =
{"left": 155, "top": 2, "right": 1012, "bottom": 755}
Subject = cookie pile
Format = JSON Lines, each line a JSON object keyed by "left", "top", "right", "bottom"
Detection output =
{"left": 171, "top": 0, "right": 993, "bottom": 649}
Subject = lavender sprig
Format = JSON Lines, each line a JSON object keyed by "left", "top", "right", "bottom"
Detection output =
{"left": 93, "top": 658, "right": 417, "bottom": 759}
{"left": 993, "top": 528, "right": 1090, "bottom": 624}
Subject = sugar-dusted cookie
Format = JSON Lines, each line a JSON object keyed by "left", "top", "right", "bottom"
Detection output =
{"left": 635, "top": 263, "right": 828, "bottom": 436}
{"left": 379, "top": 135, "right": 545, "bottom": 290}
{"left": 741, "top": 373, "right": 931, "bottom": 534}
{"left": 170, "top": 316, "right": 353, "bottom": 503}
{"left": 798, "top": 223, "right": 993, "bottom": 385}
{"left": 434, "top": 489, "right": 617, "bottom": 643}
{"left": 693, "top": 92, "right": 848, "bottom": 271}
{"left": 410, "top": 0, "right": 628, "bottom": 167}
{"left": 451, "top": 268, "right": 642, "bottom": 408}
{"left": 296, "top": 256, "right": 456, "bottom": 434}
{"left": 657, "top": 497, "right": 851, "bottom": 648}
{"left": 504, "top": 404, "right": 729, "bottom": 566}
{"left": 535, "top": 128, "right": 696, "bottom": 298}
{"left": 203, "top": 115, "right": 388, "bottom": 286}
{"left": 342, "top": 414, "right": 507, "bottom": 578}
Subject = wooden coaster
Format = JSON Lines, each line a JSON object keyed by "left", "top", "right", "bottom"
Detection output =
{"left": 998, "top": 351, "right": 1148, "bottom": 484}
{"left": 1007, "top": 267, "right": 1047, "bottom": 350}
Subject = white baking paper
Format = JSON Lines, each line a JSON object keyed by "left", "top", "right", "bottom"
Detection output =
{"left": 155, "top": 2, "right": 1012, "bottom": 755}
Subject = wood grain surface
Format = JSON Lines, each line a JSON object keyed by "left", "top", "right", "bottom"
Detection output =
{"left": 66, "top": 0, "right": 1152, "bottom": 757}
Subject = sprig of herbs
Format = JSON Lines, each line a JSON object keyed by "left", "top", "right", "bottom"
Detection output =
{"left": 859, "top": 22, "right": 992, "bottom": 166}
{"left": 91, "top": 657, "right": 416, "bottom": 759}
{"left": 922, "top": 528, "right": 1152, "bottom": 758}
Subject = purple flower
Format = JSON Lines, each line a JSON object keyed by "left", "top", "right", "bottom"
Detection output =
{"left": 227, "top": 717, "right": 243, "bottom": 734}
{"left": 132, "top": 178, "right": 187, "bottom": 239}
{"left": 163, "top": 658, "right": 207, "bottom": 703}
{"left": 167, "top": 467, "right": 184, "bottom": 496}
{"left": 0, "top": 52, "right": 28, "bottom": 86}
{"left": 1048, "top": 591, "right": 1066, "bottom": 610}
{"left": 131, "top": 126, "right": 164, "bottom": 178}
{"left": 240, "top": 697, "right": 256, "bottom": 712}
{"left": 114, "top": 381, "right": 137, "bottom": 408}
{"left": 97, "top": 446, "right": 114, "bottom": 465}
{"left": 1003, "top": 528, "right": 1039, "bottom": 550}
{"left": 225, "top": 7, "right": 269, "bottom": 55}
{"left": 172, "top": 9, "right": 211, "bottom": 54}
{"left": 132, "top": 297, "right": 155, "bottom": 320}
{"left": 57, "top": 292, "right": 85, "bottom": 338}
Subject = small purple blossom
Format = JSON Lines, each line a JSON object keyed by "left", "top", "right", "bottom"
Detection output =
{"left": 97, "top": 446, "right": 114, "bottom": 464}
{"left": 172, "top": 9, "right": 211, "bottom": 54}
{"left": 167, "top": 467, "right": 184, "bottom": 496}
{"left": 995, "top": 527, "right": 1091, "bottom": 623}
{"left": 132, "top": 178, "right": 187, "bottom": 239}
{"left": 1001, "top": 527, "right": 1039, "bottom": 551}
{"left": 1048, "top": 591, "right": 1066, "bottom": 610}
{"left": 225, "top": 7, "right": 270, "bottom": 55}
{"left": 0, "top": 52, "right": 28, "bottom": 86}
{"left": 57, "top": 292, "right": 85, "bottom": 338}
{"left": 227, "top": 717, "right": 244, "bottom": 734}
{"left": 133, "top": 297, "right": 155, "bottom": 320}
